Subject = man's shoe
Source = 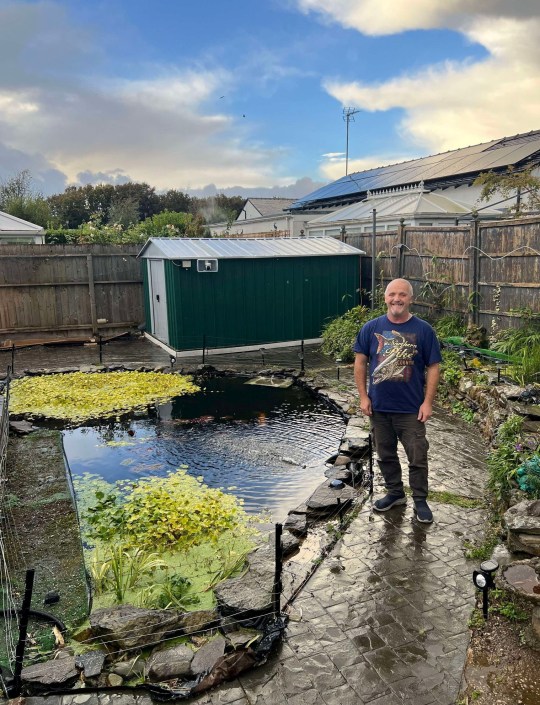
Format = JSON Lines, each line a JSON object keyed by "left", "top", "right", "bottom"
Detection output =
{"left": 413, "top": 500, "right": 433, "bottom": 524}
{"left": 373, "top": 493, "right": 407, "bottom": 512}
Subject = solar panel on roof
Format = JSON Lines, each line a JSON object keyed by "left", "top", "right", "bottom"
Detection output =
{"left": 291, "top": 130, "right": 540, "bottom": 210}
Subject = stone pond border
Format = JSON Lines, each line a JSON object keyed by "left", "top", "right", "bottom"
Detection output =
{"left": 5, "top": 362, "right": 371, "bottom": 698}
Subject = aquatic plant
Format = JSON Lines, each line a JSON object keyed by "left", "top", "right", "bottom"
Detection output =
{"left": 10, "top": 371, "right": 199, "bottom": 423}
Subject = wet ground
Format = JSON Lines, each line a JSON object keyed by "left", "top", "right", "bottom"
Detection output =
{"left": 2, "top": 337, "right": 492, "bottom": 704}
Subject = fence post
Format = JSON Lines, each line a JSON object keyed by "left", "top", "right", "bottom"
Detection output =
{"left": 273, "top": 523, "right": 283, "bottom": 618}
{"left": 371, "top": 209, "right": 377, "bottom": 309}
{"left": 468, "top": 217, "right": 480, "bottom": 326}
{"left": 300, "top": 340, "right": 305, "bottom": 371}
{"left": 11, "top": 344, "right": 15, "bottom": 375}
{"left": 202, "top": 334, "right": 206, "bottom": 364}
{"left": 11, "top": 568, "right": 35, "bottom": 697}
{"left": 86, "top": 254, "right": 98, "bottom": 337}
{"left": 397, "top": 219, "right": 406, "bottom": 278}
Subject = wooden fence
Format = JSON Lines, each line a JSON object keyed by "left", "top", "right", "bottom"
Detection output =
{"left": 347, "top": 215, "right": 540, "bottom": 330}
{"left": 0, "top": 217, "right": 539, "bottom": 344}
{"left": 0, "top": 244, "right": 143, "bottom": 345}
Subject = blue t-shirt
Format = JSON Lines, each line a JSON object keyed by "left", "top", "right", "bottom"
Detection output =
{"left": 353, "top": 315, "right": 442, "bottom": 414}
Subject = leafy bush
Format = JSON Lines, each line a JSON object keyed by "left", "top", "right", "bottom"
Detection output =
{"left": 487, "top": 414, "right": 528, "bottom": 502}
{"left": 440, "top": 351, "right": 464, "bottom": 392}
{"left": 491, "top": 324, "right": 540, "bottom": 356}
{"left": 321, "top": 305, "right": 374, "bottom": 362}
{"left": 507, "top": 344, "right": 540, "bottom": 386}
{"left": 434, "top": 313, "right": 467, "bottom": 339}
{"left": 76, "top": 470, "right": 257, "bottom": 609}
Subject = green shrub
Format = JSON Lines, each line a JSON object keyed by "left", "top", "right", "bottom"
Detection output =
{"left": 440, "top": 350, "right": 464, "bottom": 391}
{"left": 321, "top": 305, "right": 374, "bottom": 362}
{"left": 487, "top": 414, "right": 526, "bottom": 502}
{"left": 491, "top": 324, "right": 540, "bottom": 356}
{"left": 434, "top": 313, "right": 467, "bottom": 339}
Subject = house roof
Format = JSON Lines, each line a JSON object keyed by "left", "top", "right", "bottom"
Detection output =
{"left": 291, "top": 130, "right": 540, "bottom": 211}
{"left": 138, "top": 237, "right": 364, "bottom": 259}
{"left": 243, "top": 198, "right": 296, "bottom": 217}
{"left": 307, "top": 187, "right": 500, "bottom": 225}
{"left": 0, "top": 210, "right": 44, "bottom": 234}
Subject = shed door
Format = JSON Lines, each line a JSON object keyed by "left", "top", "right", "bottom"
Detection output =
{"left": 148, "top": 259, "right": 169, "bottom": 344}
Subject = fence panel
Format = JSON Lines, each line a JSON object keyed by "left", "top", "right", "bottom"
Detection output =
{"left": 0, "top": 245, "right": 143, "bottom": 343}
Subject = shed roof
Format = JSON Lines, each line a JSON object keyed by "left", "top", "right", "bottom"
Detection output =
{"left": 0, "top": 210, "right": 44, "bottom": 234}
{"left": 138, "top": 237, "right": 364, "bottom": 259}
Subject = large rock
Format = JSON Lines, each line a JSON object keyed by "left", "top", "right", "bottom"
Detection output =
{"left": 178, "top": 609, "right": 219, "bottom": 635}
{"left": 89, "top": 605, "right": 186, "bottom": 651}
{"left": 74, "top": 650, "right": 106, "bottom": 678}
{"left": 505, "top": 500, "right": 540, "bottom": 557}
{"left": 190, "top": 635, "right": 227, "bottom": 676}
{"left": 146, "top": 644, "right": 194, "bottom": 682}
{"left": 283, "top": 511, "right": 308, "bottom": 537}
{"left": 21, "top": 652, "right": 78, "bottom": 687}
{"left": 214, "top": 544, "right": 274, "bottom": 621}
{"left": 305, "top": 483, "right": 356, "bottom": 515}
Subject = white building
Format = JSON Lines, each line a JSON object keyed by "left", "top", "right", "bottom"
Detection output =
{"left": 0, "top": 211, "right": 45, "bottom": 244}
{"left": 291, "top": 130, "right": 540, "bottom": 232}
{"left": 208, "top": 197, "right": 325, "bottom": 238}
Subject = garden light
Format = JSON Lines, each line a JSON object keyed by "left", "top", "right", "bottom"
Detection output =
{"left": 329, "top": 478, "right": 346, "bottom": 526}
{"left": 473, "top": 558, "right": 499, "bottom": 619}
{"left": 459, "top": 350, "right": 470, "bottom": 370}
{"left": 169, "top": 355, "right": 176, "bottom": 369}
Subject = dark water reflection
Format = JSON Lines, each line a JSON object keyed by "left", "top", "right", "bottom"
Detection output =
{"left": 63, "top": 376, "right": 345, "bottom": 522}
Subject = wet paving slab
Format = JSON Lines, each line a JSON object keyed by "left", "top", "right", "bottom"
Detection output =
{"left": 1, "top": 338, "right": 489, "bottom": 704}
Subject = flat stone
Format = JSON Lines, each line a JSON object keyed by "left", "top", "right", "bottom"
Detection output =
{"left": 505, "top": 499, "right": 540, "bottom": 535}
{"left": 9, "top": 420, "right": 37, "bottom": 434}
{"left": 146, "top": 644, "right": 194, "bottom": 681}
{"left": 324, "top": 466, "right": 352, "bottom": 483}
{"left": 306, "top": 484, "right": 355, "bottom": 514}
{"left": 74, "top": 650, "right": 106, "bottom": 677}
{"left": 107, "top": 673, "right": 124, "bottom": 687}
{"left": 89, "top": 605, "right": 186, "bottom": 651}
{"left": 214, "top": 544, "right": 274, "bottom": 620}
{"left": 179, "top": 608, "right": 219, "bottom": 635}
{"left": 191, "top": 635, "right": 227, "bottom": 676}
{"left": 284, "top": 512, "right": 308, "bottom": 537}
{"left": 111, "top": 656, "right": 147, "bottom": 678}
{"left": 21, "top": 654, "right": 78, "bottom": 686}
{"left": 513, "top": 403, "right": 540, "bottom": 419}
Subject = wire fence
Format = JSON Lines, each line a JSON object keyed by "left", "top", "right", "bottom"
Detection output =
{"left": 0, "top": 338, "right": 366, "bottom": 697}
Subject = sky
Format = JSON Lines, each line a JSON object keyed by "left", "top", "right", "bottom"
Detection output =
{"left": 1, "top": 0, "right": 539, "bottom": 199}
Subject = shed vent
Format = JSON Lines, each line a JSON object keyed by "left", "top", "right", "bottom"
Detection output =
{"left": 197, "top": 259, "right": 218, "bottom": 272}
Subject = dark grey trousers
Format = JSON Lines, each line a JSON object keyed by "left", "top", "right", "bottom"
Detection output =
{"left": 371, "top": 411, "right": 429, "bottom": 500}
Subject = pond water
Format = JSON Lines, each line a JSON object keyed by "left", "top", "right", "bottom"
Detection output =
{"left": 63, "top": 376, "right": 346, "bottom": 522}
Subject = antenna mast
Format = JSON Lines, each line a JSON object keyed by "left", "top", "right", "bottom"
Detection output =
{"left": 343, "top": 107, "right": 360, "bottom": 176}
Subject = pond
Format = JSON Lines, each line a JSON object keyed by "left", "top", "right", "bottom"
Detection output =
{"left": 63, "top": 376, "right": 346, "bottom": 522}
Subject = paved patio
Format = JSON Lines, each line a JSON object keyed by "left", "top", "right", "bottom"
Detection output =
{"left": 2, "top": 337, "right": 488, "bottom": 705}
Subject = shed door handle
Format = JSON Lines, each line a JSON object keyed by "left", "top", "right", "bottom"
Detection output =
{"left": 156, "top": 294, "right": 160, "bottom": 302}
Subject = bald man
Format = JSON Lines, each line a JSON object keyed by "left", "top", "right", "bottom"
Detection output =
{"left": 354, "top": 279, "right": 441, "bottom": 523}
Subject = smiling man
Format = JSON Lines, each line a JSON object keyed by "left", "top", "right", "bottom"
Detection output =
{"left": 353, "top": 279, "right": 442, "bottom": 523}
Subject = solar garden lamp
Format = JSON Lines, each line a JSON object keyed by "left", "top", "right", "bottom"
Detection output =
{"left": 329, "top": 478, "right": 346, "bottom": 527}
{"left": 473, "top": 558, "right": 499, "bottom": 619}
{"left": 336, "top": 357, "right": 342, "bottom": 380}
{"left": 169, "top": 355, "right": 176, "bottom": 369}
{"left": 459, "top": 350, "right": 470, "bottom": 371}
{"left": 495, "top": 359, "right": 505, "bottom": 383}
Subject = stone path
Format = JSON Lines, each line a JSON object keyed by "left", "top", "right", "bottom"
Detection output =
{"left": 2, "top": 338, "right": 489, "bottom": 705}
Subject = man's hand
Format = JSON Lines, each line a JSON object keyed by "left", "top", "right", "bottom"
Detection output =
{"left": 417, "top": 401, "right": 433, "bottom": 423}
{"left": 359, "top": 396, "right": 372, "bottom": 416}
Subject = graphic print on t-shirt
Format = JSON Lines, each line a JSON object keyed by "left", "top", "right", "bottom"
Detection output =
{"left": 372, "top": 330, "right": 417, "bottom": 384}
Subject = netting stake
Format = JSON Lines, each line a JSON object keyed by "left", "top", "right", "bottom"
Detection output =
{"left": 273, "top": 523, "right": 283, "bottom": 618}
{"left": 11, "top": 568, "right": 35, "bottom": 697}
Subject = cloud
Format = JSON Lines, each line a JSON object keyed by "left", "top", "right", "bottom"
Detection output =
{"left": 0, "top": 1, "right": 296, "bottom": 194}
{"left": 185, "top": 177, "right": 327, "bottom": 199}
{"left": 296, "top": 1, "right": 540, "bottom": 36}
{"left": 303, "top": 3, "right": 540, "bottom": 160}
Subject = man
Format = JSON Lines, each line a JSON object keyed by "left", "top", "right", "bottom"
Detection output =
{"left": 353, "top": 278, "right": 441, "bottom": 523}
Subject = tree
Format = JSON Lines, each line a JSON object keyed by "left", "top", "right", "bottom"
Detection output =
{"left": 0, "top": 170, "right": 51, "bottom": 226}
{"left": 108, "top": 195, "right": 140, "bottom": 228}
{"left": 474, "top": 167, "right": 540, "bottom": 216}
{"left": 157, "top": 189, "right": 194, "bottom": 214}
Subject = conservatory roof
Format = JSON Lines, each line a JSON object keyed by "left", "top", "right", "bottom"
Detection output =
{"left": 290, "top": 129, "right": 540, "bottom": 211}
{"left": 0, "top": 210, "right": 44, "bottom": 234}
{"left": 308, "top": 187, "right": 499, "bottom": 224}
{"left": 138, "top": 237, "right": 365, "bottom": 259}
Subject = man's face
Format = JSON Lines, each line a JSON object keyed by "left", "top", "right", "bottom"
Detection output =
{"left": 384, "top": 281, "right": 413, "bottom": 319}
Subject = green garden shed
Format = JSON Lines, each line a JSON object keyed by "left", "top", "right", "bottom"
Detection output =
{"left": 138, "top": 237, "right": 364, "bottom": 355}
